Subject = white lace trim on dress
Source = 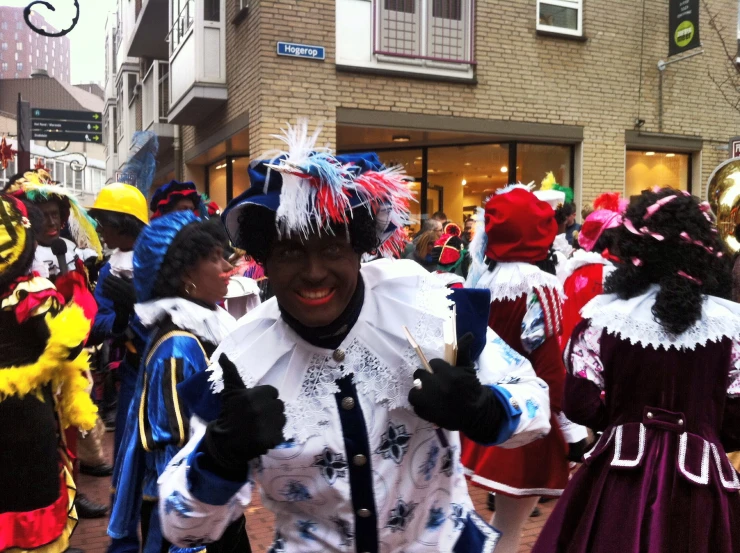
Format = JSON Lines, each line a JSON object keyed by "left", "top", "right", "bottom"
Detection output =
{"left": 582, "top": 286, "right": 740, "bottom": 351}
{"left": 468, "top": 261, "right": 564, "bottom": 303}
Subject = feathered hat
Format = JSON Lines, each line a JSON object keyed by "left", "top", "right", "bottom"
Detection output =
{"left": 579, "top": 192, "right": 626, "bottom": 252}
{"left": 0, "top": 193, "right": 32, "bottom": 279}
{"left": 150, "top": 180, "right": 203, "bottom": 219}
{"left": 222, "top": 121, "right": 413, "bottom": 257}
{"left": 119, "top": 131, "right": 159, "bottom": 198}
{"left": 5, "top": 169, "right": 102, "bottom": 259}
{"left": 133, "top": 210, "right": 199, "bottom": 302}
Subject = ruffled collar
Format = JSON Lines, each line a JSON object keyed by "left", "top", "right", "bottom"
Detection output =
{"left": 208, "top": 258, "right": 454, "bottom": 443}
{"left": 135, "top": 297, "right": 236, "bottom": 346}
{"left": 109, "top": 249, "right": 134, "bottom": 278}
{"left": 557, "top": 249, "right": 613, "bottom": 283}
{"left": 467, "top": 261, "right": 564, "bottom": 302}
{"left": 581, "top": 286, "right": 740, "bottom": 351}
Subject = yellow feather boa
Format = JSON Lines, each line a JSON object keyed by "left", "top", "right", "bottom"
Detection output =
{"left": 0, "top": 303, "right": 97, "bottom": 431}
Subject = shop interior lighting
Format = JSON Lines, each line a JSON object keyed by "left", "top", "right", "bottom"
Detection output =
{"left": 215, "top": 163, "right": 227, "bottom": 170}
{"left": 393, "top": 135, "right": 411, "bottom": 142}
{"left": 645, "top": 151, "right": 656, "bottom": 156}
{"left": 666, "top": 153, "right": 676, "bottom": 157}
{"left": 500, "top": 166, "right": 508, "bottom": 173}
{"left": 462, "top": 179, "right": 467, "bottom": 186}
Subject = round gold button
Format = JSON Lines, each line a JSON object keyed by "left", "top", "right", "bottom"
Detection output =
{"left": 353, "top": 454, "right": 367, "bottom": 467}
{"left": 333, "top": 349, "right": 346, "bottom": 362}
{"left": 341, "top": 397, "right": 355, "bottom": 410}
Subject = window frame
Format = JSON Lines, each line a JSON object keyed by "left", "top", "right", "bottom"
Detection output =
{"left": 536, "top": 0, "right": 583, "bottom": 37}
{"left": 373, "top": 0, "right": 475, "bottom": 65}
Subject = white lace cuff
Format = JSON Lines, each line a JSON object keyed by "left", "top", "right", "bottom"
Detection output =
{"left": 729, "top": 339, "right": 740, "bottom": 398}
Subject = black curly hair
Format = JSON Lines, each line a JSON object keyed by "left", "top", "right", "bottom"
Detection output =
{"left": 89, "top": 210, "right": 146, "bottom": 239}
{"left": 236, "top": 205, "right": 381, "bottom": 264}
{"left": 592, "top": 227, "right": 620, "bottom": 255}
{"left": 151, "top": 218, "right": 228, "bottom": 299}
{"left": 604, "top": 188, "right": 732, "bottom": 335}
{"left": 0, "top": 198, "right": 42, "bottom": 292}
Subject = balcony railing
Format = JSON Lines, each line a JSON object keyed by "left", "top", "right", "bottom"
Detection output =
{"left": 168, "top": 0, "right": 194, "bottom": 55}
{"left": 142, "top": 61, "right": 171, "bottom": 130}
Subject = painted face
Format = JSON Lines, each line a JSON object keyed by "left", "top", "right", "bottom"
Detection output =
{"left": 170, "top": 197, "right": 198, "bottom": 213}
{"left": 265, "top": 232, "right": 361, "bottom": 328}
{"left": 183, "top": 246, "right": 232, "bottom": 306}
{"left": 37, "top": 201, "right": 62, "bottom": 247}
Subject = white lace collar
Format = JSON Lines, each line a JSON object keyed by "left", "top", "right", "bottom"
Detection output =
{"left": 557, "top": 250, "right": 612, "bottom": 283}
{"left": 208, "top": 259, "right": 454, "bottom": 443}
{"left": 109, "top": 249, "right": 134, "bottom": 278}
{"left": 467, "top": 261, "right": 564, "bottom": 302}
{"left": 135, "top": 297, "right": 236, "bottom": 345}
{"left": 581, "top": 286, "right": 740, "bottom": 351}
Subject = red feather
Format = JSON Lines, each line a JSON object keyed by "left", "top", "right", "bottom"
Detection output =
{"left": 593, "top": 192, "right": 621, "bottom": 212}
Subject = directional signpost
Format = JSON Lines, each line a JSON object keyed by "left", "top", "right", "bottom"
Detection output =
{"left": 31, "top": 108, "right": 103, "bottom": 143}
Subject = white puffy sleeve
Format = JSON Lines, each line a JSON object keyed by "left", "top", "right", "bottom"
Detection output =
{"left": 475, "top": 328, "right": 552, "bottom": 449}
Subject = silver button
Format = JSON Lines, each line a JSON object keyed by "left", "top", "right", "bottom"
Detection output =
{"left": 353, "top": 454, "right": 367, "bottom": 467}
{"left": 341, "top": 397, "right": 355, "bottom": 410}
{"left": 677, "top": 418, "right": 684, "bottom": 425}
{"left": 357, "top": 508, "right": 371, "bottom": 518}
{"left": 646, "top": 412, "right": 653, "bottom": 419}
{"left": 510, "top": 399, "right": 520, "bottom": 410}
{"left": 333, "top": 349, "right": 346, "bottom": 362}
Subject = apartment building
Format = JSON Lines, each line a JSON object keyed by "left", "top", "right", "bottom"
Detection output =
{"left": 105, "top": 0, "right": 740, "bottom": 227}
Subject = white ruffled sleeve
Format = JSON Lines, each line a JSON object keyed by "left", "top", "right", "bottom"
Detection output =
{"left": 566, "top": 324, "right": 605, "bottom": 391}
{"left": 729, "top": 339, "right": 740, "bottom": 398}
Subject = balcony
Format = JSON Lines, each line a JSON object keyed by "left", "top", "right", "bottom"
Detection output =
{"left": 128, "top": 0, "right": 169, "bottom": 60}
{"left": 167, "top": 0, "right": 227, "bottom": 125}
{"left": 142, "top": 61, "right": 175, "bottom": 140}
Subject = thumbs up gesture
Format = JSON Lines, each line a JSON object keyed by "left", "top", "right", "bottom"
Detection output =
{"left": 202, "top": 354, "right": 287, "bottom": 477}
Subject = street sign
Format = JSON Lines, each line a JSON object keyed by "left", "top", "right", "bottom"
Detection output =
{"left": 731, "top": 136, "right": 740, "bottom": 158}
{"left": 30, "top": 130, "right": 102, "bottom": 143}
{"left": 31, "top": 107, "right": 104, "bottom": 142}
{"left": 33, "top": 120, "right": 102, "bottom": 133}
{"left": 32, "top": 108, "right": 102, "bottom": 122}
{"left": 276, "top": 41, "right": 325, "bottom": 61}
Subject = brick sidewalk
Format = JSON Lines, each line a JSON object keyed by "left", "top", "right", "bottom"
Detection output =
{"left": 71, "top": 433, "right": 553, "bottom": 553}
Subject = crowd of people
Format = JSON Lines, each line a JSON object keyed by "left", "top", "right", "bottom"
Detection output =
{"left": 1, "top": 122, "right": 739, "bottom": 553}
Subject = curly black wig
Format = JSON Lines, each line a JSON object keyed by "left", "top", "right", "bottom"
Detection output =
{"left": 90, "top": 210, "right": 146, "bottom": 239}
{"left": 236, "top": 205, "right": 381, "bottom": 265}
{"left": 152, "top": 218, "right": 229, "bottom": 299}
{"left": 0, "top": 199, "right": 42, "bottom": 292}
{"left": 592, "top": 227, "right": 620, "bottom": 255}
{"left": 604, "top": 188, "right": 732, "bottom": 335}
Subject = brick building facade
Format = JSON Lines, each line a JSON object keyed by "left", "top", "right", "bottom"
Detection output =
{"left": 108, "top": 0, "right": 740, "bottom": 225}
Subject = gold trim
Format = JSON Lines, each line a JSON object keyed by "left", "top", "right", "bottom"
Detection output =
{"left": 138, "top": 373, "right": 151, "bottom": 452}
{"left": 170, "top": 357, "right": 186, "bottom": 447}
{"left": 145, "top": 331, "right": 208, "bottom": 366}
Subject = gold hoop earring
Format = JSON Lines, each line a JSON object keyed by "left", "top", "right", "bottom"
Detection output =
{"left": 184, "top": 282, "right": 197, "bottom": 296}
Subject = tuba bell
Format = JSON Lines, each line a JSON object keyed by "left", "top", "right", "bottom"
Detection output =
{"left": 707, "top": 157, "right": 740, "bottom": 254}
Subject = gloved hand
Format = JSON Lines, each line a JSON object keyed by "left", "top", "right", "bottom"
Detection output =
{"left": 408, "top": 332, "right": 504, "bottom": 444}
{"left": 202, "top": 354, "right": 286, "bottom": 479}
{"left": 102, "top": 275, "right": 136, "bottom": 331}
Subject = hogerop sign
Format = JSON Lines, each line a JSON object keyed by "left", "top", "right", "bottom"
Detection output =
{"left": 276, "top": 42, "right": 326, "bottom": 61}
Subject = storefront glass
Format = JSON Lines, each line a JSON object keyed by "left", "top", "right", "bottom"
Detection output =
{"left": 516, "top": 143, "right": 572, "bottom": 190}
{"left": 206, "top": 156, "right": 250, "bottom": 211}
{"left": 207, "top": 160, "right": 228, "bottom": 209}
{"left": 625, "top": 151, "right": 690, "bottom": 198}
{"left": 232, "top": 157, "right": 250, "bottom": 199}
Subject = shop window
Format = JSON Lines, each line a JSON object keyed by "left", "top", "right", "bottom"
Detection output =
{"left": 537, "top": 0, "right": 583, "bottom": 37}
{"left": 232, "top": 157, "right": 250, "bottom": 199}
{"left": 625, "top": 151, "right": 690, "bottom": 198}
{"left": 515, "top": 143, "right": 573, "bottom": 190}
{"left": 207, "top": 160, "right": 228, "bottom": 209}
{"left": 376, "top": 0, "right": 473, "bottom": 63}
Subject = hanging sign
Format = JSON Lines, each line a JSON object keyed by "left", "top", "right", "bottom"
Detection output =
{"left": 669, "top": 0, "right": 700, "bottom": 57}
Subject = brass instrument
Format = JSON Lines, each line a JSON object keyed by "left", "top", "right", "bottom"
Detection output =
{"left": 707, "top": 157, "right": 740, "bottom": 254}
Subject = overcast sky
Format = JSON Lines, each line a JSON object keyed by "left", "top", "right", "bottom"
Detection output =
{"left": 1, "top": 0, "right": 114, "bottom": 84}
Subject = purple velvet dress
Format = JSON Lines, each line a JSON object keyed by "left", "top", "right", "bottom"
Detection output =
{"left": 533, "top": 289, "right": 740, "bottom": 553}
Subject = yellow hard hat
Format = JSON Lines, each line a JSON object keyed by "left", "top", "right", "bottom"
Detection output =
{"left": 90, "top": 183, "right": 149, "bottom": 224}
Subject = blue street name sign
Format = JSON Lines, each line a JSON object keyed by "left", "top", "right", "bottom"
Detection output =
{"left": 276, "top": 42, "right": 325, "bottom": 61}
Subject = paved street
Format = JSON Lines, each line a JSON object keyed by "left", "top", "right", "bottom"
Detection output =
{"left": 70, "top": 433, "right": 554, "bottom": 553}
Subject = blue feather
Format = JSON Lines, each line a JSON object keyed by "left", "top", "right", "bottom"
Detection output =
{"left": 119, "top": 131, "right": 159, "bottom": 198}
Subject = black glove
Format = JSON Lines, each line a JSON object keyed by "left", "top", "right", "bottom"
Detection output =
{"left": 408, "top": 333, "right": 504, "bottom": 444}
{"left": 202, "top": 354, "right": 286, "bottom": 479}
{"left": 102, "top": 275, "right": 136, "bottom": 331}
